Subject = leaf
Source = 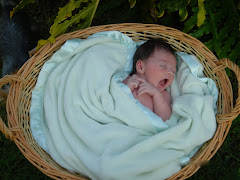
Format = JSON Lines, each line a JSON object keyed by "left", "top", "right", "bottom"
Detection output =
{"left": 216, "top": 19, "right": 238, "bottom": 59}
{"left": 218, "top": 32, "right": 236, "bottom": 59}
{"left": 128, "top": 0, "right": 136, "bottom": 8}
{"left": 185, "top": 0, "right": 192, "bottom": 5}
{"left": 216, "top": 17, "right": 233, "bottom": 42}
{"left": 229, "top": 41, "right": 240, "bottom": 62}
{"left": 36, "top": 39, "right": 50, "bottom": 50}
{"left": 204, "top": 39, "right": 214, "bottom": 50}
{"left": 197, "top": 0, "right": 206, "bottom": 26}
{"left": 51, "top": 0, "right": 99, "bottom": 37}
{"left": 10, "top": 0, "right": 35, "bottom": 18}
{"left": 179, "top": 6, "right": 188, "bottom": 21}
{"left": 190, "top": 22, "right": 210, "bottom": 38}
{"left": 65, "top": 0, "right": 100, "bottom": 31}
{"left": 164, "top": 1, "right": 180, "bottom": 13}
{"left": 179, "top": 0, "right": 191, "bottom": 21}
{"left": 208, "top": 11, "right": 222, "bottom": 55}
{"left": 157, "top": 2, "right": 165, "bottom": 18}
{"left": 37, "top": 0, "right": 100, "bottom": 50}
{"left": 49, "top": 0, "right": 77, "bottom": 38}
{"left": 183, "top": 12, "right": 197, "bottom": 33}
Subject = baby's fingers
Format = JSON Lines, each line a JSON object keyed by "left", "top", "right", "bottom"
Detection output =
{"left": 131, "top": 74, "right": 140, "bottom": 81}
{"left": 128, "top": 81, "right": 139, "bottom": 90}
{"left": 132, "top": 74, "right": 139, "bottom": 78}
{"left": 139, "top": 82, "right": 148, "bottom": 87}
{"left": 137, "top": 78, "right": 146, "bottom": 83}
{"left": 132, "top": 81, "right": 139, "bottom": 88}
{"left": 137, "top": 86, "right": 147, "bottom": 96}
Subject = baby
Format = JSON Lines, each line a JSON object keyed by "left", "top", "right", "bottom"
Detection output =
{"left": 123, "top": 39, "right": 177, "bottom": 121}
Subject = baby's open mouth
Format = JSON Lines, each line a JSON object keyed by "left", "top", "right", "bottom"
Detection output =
{"left": 159, "top": 79, "right": 168, "bottom": 87}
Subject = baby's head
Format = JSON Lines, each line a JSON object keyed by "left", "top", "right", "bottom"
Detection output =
{"left": 131, "top": 39, "right": 177, "bottom": 91}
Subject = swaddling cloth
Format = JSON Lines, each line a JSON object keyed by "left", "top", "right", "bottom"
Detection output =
{"left": 30, "top": 31, "right": 218, "bottom": 180}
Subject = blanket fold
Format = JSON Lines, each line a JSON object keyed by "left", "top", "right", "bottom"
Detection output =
{"left": 30, "top": 31, "right": 218, "bottom": 180}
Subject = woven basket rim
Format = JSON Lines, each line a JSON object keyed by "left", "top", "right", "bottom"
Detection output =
{"left": 1, "top": 23, "right": 239, "bottom": 180}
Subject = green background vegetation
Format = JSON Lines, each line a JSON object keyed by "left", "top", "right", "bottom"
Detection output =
{"left": 0, "top": 0, "right": 239, "bottom": 179}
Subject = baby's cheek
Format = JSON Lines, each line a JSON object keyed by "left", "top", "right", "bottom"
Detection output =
{"left": 152, "top": 66, "right": 161, "bottom": 72}
{"left": 168, "top": 78, "right": 174, "bottom": 86}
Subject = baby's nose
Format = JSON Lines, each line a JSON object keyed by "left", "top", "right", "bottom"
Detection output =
{"left": 167, "top": 71, "right": 174, "bottom": 76}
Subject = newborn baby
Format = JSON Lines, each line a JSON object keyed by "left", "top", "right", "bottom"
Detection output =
{"left": 123, "top": 39, "right": 177, "bottom": 121}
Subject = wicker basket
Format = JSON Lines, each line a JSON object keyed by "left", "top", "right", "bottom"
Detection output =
{"left": 0, "top": 23, "right": 239, "bottom": 180}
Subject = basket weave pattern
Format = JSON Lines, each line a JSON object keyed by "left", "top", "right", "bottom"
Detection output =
{"left": 0, "top": 23, "right": 239, "bottom": 180}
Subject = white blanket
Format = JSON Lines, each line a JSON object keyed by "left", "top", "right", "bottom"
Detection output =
{"left": 30, "top": 31, "right": 218, "bottom": 180}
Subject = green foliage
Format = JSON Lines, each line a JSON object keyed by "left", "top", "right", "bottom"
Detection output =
{"left": 37, "top": 0, "right": 99, "bottom": 50}
{"left": 131, "top": 0, "right": 240, "bottom": 63}
{"left": 11, "top": 0, "right": 99, "bottom": 50}
{"left": 10, "top": 0, "right": 35, "bottom": 18}
{"left": 131, "top": 0, "right": 205, "bottom": 26}
{"left": 128, "top": 0, "right": 136, "bottom": 8}
{"left": 187, "top": 0, "right": 240, "bottom": 62}
{"left": 179, "top": 0, "right": 191, "bottom": 21}
{"left": 197, "top": 0, "right": 205, "bottom": 26}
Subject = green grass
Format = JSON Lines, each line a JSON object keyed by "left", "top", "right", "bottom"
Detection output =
{"left": 0, "top": 0, "right": 240, "bottom": 179}
{"left": 0, "top": 135, "right": 51, "bottom": 180}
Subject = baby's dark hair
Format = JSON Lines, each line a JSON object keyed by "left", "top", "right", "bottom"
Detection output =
{"left": 131, "top": 38, "right": 175, "bottom": 75}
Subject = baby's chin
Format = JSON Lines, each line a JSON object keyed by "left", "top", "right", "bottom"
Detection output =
{"left": 157, "top": 85, "right": 166, "bottom": 92}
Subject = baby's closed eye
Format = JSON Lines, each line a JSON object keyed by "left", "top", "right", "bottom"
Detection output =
{"left": 158, "top": 61, "right": 167, "bottom": 67}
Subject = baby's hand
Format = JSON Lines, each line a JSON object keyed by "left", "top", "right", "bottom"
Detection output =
{"left": 137, "top": 79, "right": 160, "bottom": 96}
{"left": 126, "top": 74, "right": 142, "bottom": 91}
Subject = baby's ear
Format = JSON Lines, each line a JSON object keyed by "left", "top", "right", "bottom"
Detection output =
{"left": 136, "top": 60, "right": 145, "bottom": 74}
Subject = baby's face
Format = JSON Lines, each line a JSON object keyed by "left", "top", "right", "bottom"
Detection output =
{"left": 138, "top": 48, "right": 177, "bottom": 92}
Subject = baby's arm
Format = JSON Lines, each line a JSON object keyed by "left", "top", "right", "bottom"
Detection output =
{"left": 161, "top": 90, "right": 171, "bottom": 107}
{"left": 138, "top": 81, "right": 172, "bottom": 121}
{"left": 152, "top": 90, "right": 172, "bottom": 121}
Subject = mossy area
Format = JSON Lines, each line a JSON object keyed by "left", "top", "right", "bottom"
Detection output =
{"left": 0, "top": 0, "right": 239, "bottom": 179}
